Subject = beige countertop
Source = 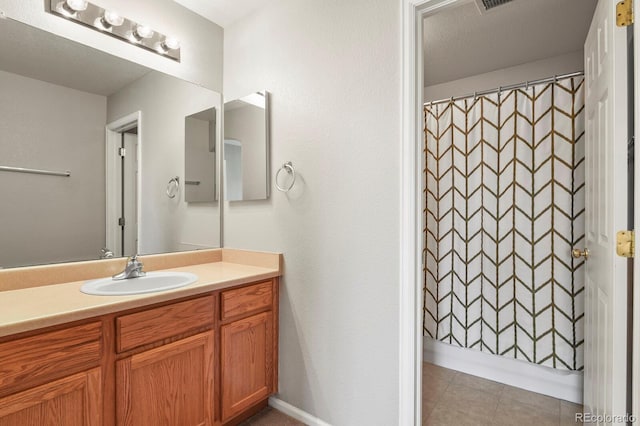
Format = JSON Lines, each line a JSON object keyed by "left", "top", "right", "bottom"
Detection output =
{"left": 0, "top": 249, "right": 282, "bottom": 338}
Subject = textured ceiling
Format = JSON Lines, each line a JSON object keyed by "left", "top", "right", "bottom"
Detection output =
{"left": 0, "top": 18, "right": 150, "bottom": 96}
{"left": 423, "top": 0, "right": 598, "bottom": 86}
{"left": 172, "top": 0, "right": 270, "bottom": 28}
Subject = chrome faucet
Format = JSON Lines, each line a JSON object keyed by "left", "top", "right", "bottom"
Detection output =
{"left": 112, "top": 255, "right": 146, "bottom": 280}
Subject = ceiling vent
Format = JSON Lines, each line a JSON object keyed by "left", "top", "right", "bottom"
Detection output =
{"left": 474, "top": 0, "right": 515, "bottom": 13}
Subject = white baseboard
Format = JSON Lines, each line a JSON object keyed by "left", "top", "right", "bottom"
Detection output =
{"left": 423, "top": 338, "right": 583, "bottom": 404}
{"left": 268, "top": 397, "right": 333, "bottom": 426}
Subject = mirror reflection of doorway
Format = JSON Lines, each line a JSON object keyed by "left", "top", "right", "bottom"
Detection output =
{"left": 224, "top": 139, "right": 243, "bottom": 201}
{"left": 119, "top": 129, "right": 138, "bottom": 257}
{"left": 105, "top": 112, "right": 141, "bottom": 258}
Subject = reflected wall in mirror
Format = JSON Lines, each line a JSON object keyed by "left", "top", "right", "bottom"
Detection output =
{"left": 185, "top": 108, "right": 217, "bottom": 203}
{"left": 0, "top": 17, "right": 221, "bottom": 269}
{"left": 223, "top": 91, "right": 270, "bottom": 201}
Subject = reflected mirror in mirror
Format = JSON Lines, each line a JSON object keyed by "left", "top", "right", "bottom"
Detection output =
{"left": 0, "top": 17, "right": 222, "bottom": 269}
{"left": 185, "top": 108, "right": 217, "bottom": 203}
{"left": 223, "top": 91, "right": 270, "bottom": 201}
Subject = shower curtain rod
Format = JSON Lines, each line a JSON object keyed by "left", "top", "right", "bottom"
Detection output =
{"left": 424, "top": 70, "right": 585, "bottom": 106}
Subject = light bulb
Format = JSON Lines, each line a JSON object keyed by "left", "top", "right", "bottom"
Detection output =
{"left": 55, "top": 0, "right": 84, "bottom": 17}
{"left": 163, "top": 37, "right": 180, "bottom": 50}
{"left": 134, "top": 24, "right": 154, "bottom": 39}
{"left": 65, "top": 0, "right": 88, "bottom": 11}
{"left": 155, "top": 36, "right": 181, "bottom": 53}
{"left": 94, "top": 10, "right": 124, "bottom": 31}
{"left": 104, "top": 10, "right": 124, "bottom": 27}
{"left": 127, "top": 25, "right": 154, "bottom": 43}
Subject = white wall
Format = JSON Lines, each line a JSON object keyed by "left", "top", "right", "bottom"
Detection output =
{"left": 223, "top": 0, "right": 400, "bottom": 424}
{"left": 424, "top": 50, "right": 584, "bottom": 102}
{"left": 107, "top": 72, "right": 221, "bottom": 254}
{"left": 0, "top": 70, "right": 106, "bottom": 267}
{"left": 0, "top": 0, "right": 223, "bottom": 91}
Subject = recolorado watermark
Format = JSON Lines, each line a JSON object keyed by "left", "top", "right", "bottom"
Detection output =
{"left": 576, "top": 413, "right": 637, "bottom": 423}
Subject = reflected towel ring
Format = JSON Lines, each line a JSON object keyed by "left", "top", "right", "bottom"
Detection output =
{"left": 166, "top": 176, "right": 180, "bottom": 198}
{"left": 275, "top": 162, "right": 296, "bottom": 193}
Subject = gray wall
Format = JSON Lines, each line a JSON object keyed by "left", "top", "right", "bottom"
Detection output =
{"left": 108, "top": 72, "right": 221, "bottom": 254}
{"left": 223, "top": 0, "right": 400, "bottom": 424}
{"left": 0, "top": 70, "right": 106, "bottom": 267}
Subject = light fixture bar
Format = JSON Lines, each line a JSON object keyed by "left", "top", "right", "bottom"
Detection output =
{"left": 47, "top": 0, "right": 181, "bottom": 62}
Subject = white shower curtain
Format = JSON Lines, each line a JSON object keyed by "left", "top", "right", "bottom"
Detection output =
{"left": 423, "top": 76, "right": 585, "bottom": 371}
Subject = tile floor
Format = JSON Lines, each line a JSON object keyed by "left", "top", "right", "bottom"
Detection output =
{"left": 242, "top": 362, "right": 583, "bottom": 426}
{"left": 239, "top": 406, "right": 305, "bottom": 426}
{"left": 422, "top": 362, "right": 583, "bottom": 425}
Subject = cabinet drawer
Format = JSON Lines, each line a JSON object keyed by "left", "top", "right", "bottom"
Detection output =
{"left": 220, "top": 281, "right": 273, "bottom": 321}
{"left": 116, "top": 295, "right": 214, "bottom": 353}
{"left": 0, "top": 322, "right": 102, "bottom": 394}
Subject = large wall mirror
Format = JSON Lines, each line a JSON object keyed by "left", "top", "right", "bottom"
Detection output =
{"left": 0, "top": 17, "right": 222, "bottom": 269}
{"left": 223, "top": 91, "right": 270, "bottom": 201}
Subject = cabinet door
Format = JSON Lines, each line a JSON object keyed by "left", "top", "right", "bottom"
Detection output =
{"left": 116, "top": 332, "right": 214, "bottom": 426}
{"left": 221, "top": 311, "right": 274, "bottom": 422}
{"left": 0, "top": 368, "right": 102, "bottom": 426}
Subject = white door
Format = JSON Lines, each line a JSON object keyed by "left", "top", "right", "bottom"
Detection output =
{"left": 583, "top": 0, "right": 629, "bottom": 419}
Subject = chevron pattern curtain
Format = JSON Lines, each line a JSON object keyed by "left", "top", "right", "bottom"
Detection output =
{"left": 423, "top": 76, "right": 585, "bottom": 371}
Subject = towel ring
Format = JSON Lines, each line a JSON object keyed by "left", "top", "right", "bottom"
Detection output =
{"left": 166, "top": 176, "right": 180, "bottom": 199}
{"left": 275, "top": 162, "right": 296, "bottom": 193}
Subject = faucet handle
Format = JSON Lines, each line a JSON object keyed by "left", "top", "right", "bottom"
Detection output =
{"left": 100, "top": 248, "right": 114, "bottom": 259}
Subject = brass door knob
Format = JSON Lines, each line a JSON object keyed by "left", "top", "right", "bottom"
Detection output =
{"left": 572, "top": 248, "right": 589, "bottom": 259}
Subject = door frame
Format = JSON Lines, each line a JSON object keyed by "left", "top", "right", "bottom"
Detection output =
{"left": 400, "top": 1, "right": 460, "bottom": 424}
{"left": 105, "top": 111, "right": 142, "bottom": 257}
{"left": 400, "top": 0, "right": 639, "bottom": 424}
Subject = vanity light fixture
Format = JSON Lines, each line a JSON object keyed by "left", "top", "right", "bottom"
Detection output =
{"left": 47, "top": 0, "right": 181, "bottom": 62}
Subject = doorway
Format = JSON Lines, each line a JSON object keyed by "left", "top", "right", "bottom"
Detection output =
{"left": 400, "top": 0, "right": 637, "bottom": 424}
{"left": 223, "top": 139, "right": 243, "bottom": 201}
{"left": 105, "top": 111, "right": 142, "bottom": 258}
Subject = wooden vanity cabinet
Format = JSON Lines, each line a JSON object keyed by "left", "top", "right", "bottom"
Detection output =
{"left": 0, "top": 278, "right": 279, "bottom": 426}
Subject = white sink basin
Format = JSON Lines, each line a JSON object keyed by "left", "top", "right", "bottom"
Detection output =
{"left": 81, "top": 272, "right": 198, "bottom": 296}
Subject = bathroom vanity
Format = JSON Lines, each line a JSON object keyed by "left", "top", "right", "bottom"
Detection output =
{"left": 0, "top": 249, "right": 281, "bottom": 426}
